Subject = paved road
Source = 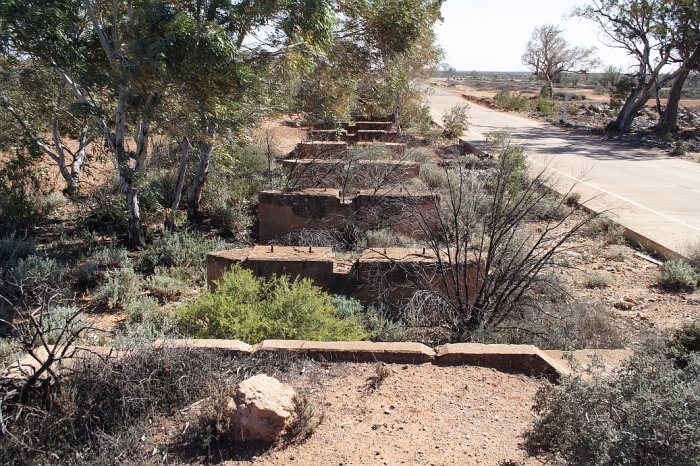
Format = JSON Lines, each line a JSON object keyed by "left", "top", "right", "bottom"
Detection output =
{"left": 427, "top": 86, "right": 700, "bottom": 257}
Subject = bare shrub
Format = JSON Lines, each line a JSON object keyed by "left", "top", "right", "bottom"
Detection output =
{"left": 487, "top": 300, "right": 625, "bottom": 350}
{"left": 388, "top": 144, "right": 598, "bottom": 342}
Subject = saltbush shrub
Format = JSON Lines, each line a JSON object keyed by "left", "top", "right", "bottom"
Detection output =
{"left": 93, "top": 265, "right": 145, "bottom": 310}
{"left": 660, "top": 260, "right": 699, "bottom": 292}
{"left": 331, "top": 295, "right": 411, "bottom": 342}
{"left": 0, "top": 235, "right": 35, "bottom": 269}
{"left": 177, "top": 265, "right": 368, "bottom": 343}
{"left": 524, "top": 341, "right": 700, "bottom": 465}
{"left": 583, "top": 215, "right": 625, "bottom": 244}
{"left": 137, "top": 230, "right": 221, "bottom": 276}
{"left": 493, "top": 90, "right": 530, "bottom": 112}
{"left": 2, "top": 255, "right": 69, "bottom": 307}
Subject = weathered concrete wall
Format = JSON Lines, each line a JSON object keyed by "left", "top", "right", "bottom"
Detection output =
{"left": 258, "top": 189, "right": 350, "bottom": 242}
{"left": 354, "top": 142, "right": 406, "bottom": 157}
{"left": 355, "top": 121, "right": 394, "bottom": 131}
{"left": 308, "top": 129, "right": 349, "bottom": 142}
{"left": 283, "top": 159, "right": 420, "bottom": 190}
{"left": 296, "top": 141, "right": 348, "bottom": 159}
{"left": 206, "top": 246, "right": 480, "bottom": 308}
{"left": 208, "top": 246, "right": 339, "bottom": 292}
{"left": 257, "top": 189, "right": 438, "bottom": 242}
{"left": 355, "top": 130, "right": 398, "bottom": 143}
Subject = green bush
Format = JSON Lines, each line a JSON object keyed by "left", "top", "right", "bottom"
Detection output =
{"left": 584, "top": 272, "right": 613, "bottom": 289}
{"left": 146, "top": 267, "right": 189, "bottom": 302}
{"left": 137, "top": 230, "right": 221, "bottom": 276}
{"left": 660, "top": 260, "right": 699, "bottom": 291}
{"left": 564, "top": 191, "right": 581, "bottom": 207}
{"left": 93, "top": 265, "right": 145, "bottom": 310}
{"left": 331, "top": 296, "right": 411, "bottom": 342}
{"left": 420, "top": 163, "right": 448, "bottom": 190}
{"left": 535, "top": 96, "right": 556, "bottom": 117}
{"left": 533, "top": 197, "right": 570, "bottom": 221}
{"left": 3, "top": 255, "right": 69, "bottom": 307}
{"left": 486, "top": 300, "right": 624, "bottom": 351}
{"left": 524, "top": 341, "right": 700, "bottom": 465}
{"left": 120, "top": 296, "right": 177, "bottom": 340}
{"left": 671, "top": 140, "right": 689, "bottom": 156}
{"left": 177, "top": 265, "right": 368, "bottom": 343}
{"left": 42, "top": 306, "right": 86, "bottom": 345}
{"left": 441, "top": 104, "right": 469, "bottom": 138}
{"left": 493, "top": 90, "right": 530, "bottom": 112}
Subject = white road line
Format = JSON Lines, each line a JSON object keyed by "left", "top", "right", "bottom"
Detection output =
{"left": 530, "top": 158, "right": 700, "bottom": 233}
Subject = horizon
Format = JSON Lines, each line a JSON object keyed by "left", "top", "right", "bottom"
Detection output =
{"left": 435, "top": 0, "right": 637, "bottom": 73}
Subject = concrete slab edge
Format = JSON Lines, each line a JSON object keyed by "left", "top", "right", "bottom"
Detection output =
{"left": 5, "top": 339, "right": 572, "bottom": 383}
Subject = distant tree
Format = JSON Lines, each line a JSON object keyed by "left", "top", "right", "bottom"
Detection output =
{"left": 521, "top": 24, "right": 598, "bottom": 95}
{"left": 598, "top": 65, "right": 622, "bottom": 88}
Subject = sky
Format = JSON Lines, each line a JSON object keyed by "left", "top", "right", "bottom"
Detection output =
{"left": 434, "top": 0, "right": 636, "bottom": 72}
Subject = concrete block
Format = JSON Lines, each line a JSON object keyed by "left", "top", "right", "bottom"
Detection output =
{"left": 153, "top": 338, "right": 254, "bottom": 356}
{"left": 297, "top": 141, "right": 348, "bottom": 159}
{"left": 257, "top": 340, "right": 435, "bottom": 364}
{"left": 435, "top": 343, "right": 571, "bottom": 381}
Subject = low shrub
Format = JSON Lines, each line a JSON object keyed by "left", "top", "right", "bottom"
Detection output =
{"left": 92, "top": 265, "right": 145, "bottom": 310}
{"left": 535, "top": 97, "right": 556, "bottom": 117}
{"left": 146, "top": 267, "right": 190, "bottom": 302}
{"left": 667, "top": 321, "right": 700, "bottom": 368}
{"left": 660, "top": 260, "right": 699, "bottom": 291}
{"left": 331, "top": 296, "right": 411, "bottom": 342}
{"left": 121, "top": 296, "right": 177, "bottom": 340}
{"left": 493, "top": 90, "right": 530, "bottom": 112}
{"left": 0, "top": 346, "right": 304, "bottom": 464}
{"left": 583, "top": 215, "right": 625, "bottom": 244}
{"left": 442, "top": 104, "right": 469, "bottom": 139}
{"left": 2, "top": 255, "right": 69, "bottom": 307}
{"left": 671, "top": 140, "right": 688, "bottom": 156}
{"left": 532, "top": 197, "right": 570, "bottom": 221}
{"left": 563, "top": 191, "right": 581, "bottom": 207}
{"left": 0, "top": 235, "right": 35, "bottom": 269}
{"left": 584, "top": 272, "right": 614, "bottom": 289}
{"left": 524, "top": 340, "right": 700, "bottom": 465}
{"left": 604, "top": 246, "right": 630, "bottom": 262}
{"left": 405, "top": 147, "right": 434, "bottom": 164}
{"left": 137, "top": 230, "right": 222, "bottom": 276}
{"left": 358, "top": 229, "right": 417, "bottom": 249}
{"left": 177, "top": 265, "right": 368, "bottom": 343}
{"left": 420, "top": 163, "right": 448, "bottom": 190}
{"left": 488, "top": 300, "right": 624, "bottom": 351}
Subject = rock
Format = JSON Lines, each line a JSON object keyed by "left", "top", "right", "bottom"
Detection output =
{"left": 614, "top": 300, "right": 634, "bottom": 311}
{"left": 226, "top": 374, "right": 297, "bottom": 442}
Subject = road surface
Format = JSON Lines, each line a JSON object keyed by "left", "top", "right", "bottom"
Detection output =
{"left": 427, "top": 86, "right": 700, "bottom": 258}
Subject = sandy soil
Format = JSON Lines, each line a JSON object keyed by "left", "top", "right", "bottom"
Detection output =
{"left": 144, "top": 362, "right": 542, "bottom": 465}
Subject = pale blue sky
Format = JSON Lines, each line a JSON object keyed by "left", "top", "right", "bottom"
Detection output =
{"left": 435, "top": 0, "right": 636, "bottom": 72}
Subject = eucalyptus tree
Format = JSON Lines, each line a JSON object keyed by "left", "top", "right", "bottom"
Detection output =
{"left": 0, "top": 3, "right": 95, "bottom": 195}
{"left": 657, "top": 0, "right": 700, "bottom": 133}
{"left": 576, "top": 0, "right": 677, "bottom": 132}
{"left": 294, "top": 0, "right": 445, "bottom": 127}
{"left": 0, "top": 0, "right": 336, "bottom": 247}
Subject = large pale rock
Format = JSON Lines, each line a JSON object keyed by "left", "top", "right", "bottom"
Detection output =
{"left": 227, "top": 374, "right": 296, "bottom": 442}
